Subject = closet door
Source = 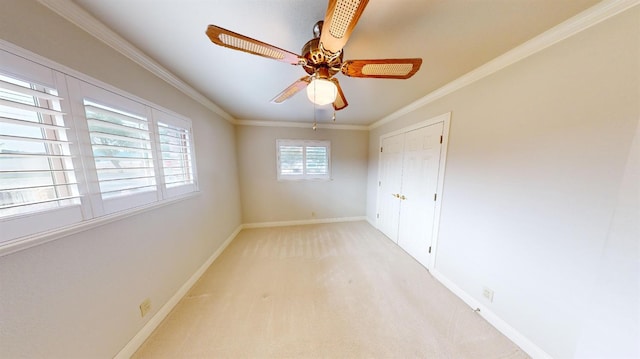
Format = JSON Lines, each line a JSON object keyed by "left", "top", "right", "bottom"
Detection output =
{"left": 396, "top": 122, "right": 444, "bottom": 267}
{"left": 378, "top": 133, "right": 405, "bottom": 242}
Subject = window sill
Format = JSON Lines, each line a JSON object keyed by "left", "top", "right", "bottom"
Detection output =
{"left": 0, "top": 191, "right": 200, "bottom": 258}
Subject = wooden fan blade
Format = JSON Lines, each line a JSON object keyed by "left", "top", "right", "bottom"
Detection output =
{"left": 206, "top": 25, "right": 302, "bottom": 65}
{"left": 271, "top": 77, "right": 312, "bottom": 104}
{"left": 319, "top": 0, "right": 369, "bottom": 55}
{"left": 341, "top": 58, "right": 422, "bottom": 79}
{"left": 330, "top": 78, "right": 348, "bottom": 111}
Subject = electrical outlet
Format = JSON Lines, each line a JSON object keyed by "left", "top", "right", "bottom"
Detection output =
{"left": 482, "top": 287, "right": 494, "bottom": 302}
{"left": 139, "top": 298, "right": 152, "bottom": 317}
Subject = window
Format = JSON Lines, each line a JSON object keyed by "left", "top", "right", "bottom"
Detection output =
{"left": 74, "top": 82, "right": 161, "bottom": 216}
{"left": 0, "top": 47, "right": 198, "bottom": 246}
{"left": 0, "top": 51, "right": 85, "bottom": 241}
{"left": 276, "top": 139, "right": 330, "bottom": 180}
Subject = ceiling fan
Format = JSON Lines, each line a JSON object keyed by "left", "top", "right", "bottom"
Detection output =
{"left": 205, "top": 0, "right": 422, "bottom": 112}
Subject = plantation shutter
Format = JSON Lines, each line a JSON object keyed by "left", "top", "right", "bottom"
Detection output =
{"left": 84, "top": 100, "right": 157, "bottom": 201}
{"left": 279, "top": 144, "right": 304, "bottom": 176}
{"left": 154, "top": 109, "right": 197, "bottom": 197}
{"left": 158, "top": 123, "right": 192, "bottom": 185}
{"left": 73, "top": 81, "right": 161, "bottom": 215}
{"left": 0, "top": 74, "right": 80, "bottom": 218}
{"left": 305, "top": 146, "right": 328, "bottom": 176}
{"left": 276, "top": 140, "right": 330, "bottom": 180}
{"left": 0, "top": 50, "right": 86, "bottom": 242}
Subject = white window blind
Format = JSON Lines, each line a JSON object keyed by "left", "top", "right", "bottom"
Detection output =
{"left": 158, "top": 122, "right": 192, "bottom": 186}
{"left": 306, "top": 145, "right": 329, "bottom": 175}
{"left": 0, "top": 74, "right": 80, "bottom": 218}
{"left": 279, "top": 144, "right": 304, "bottom": 176}
{"left": 154, "top": 109, "right": 197, "bottom": 198}
{"left": 276, "top": 139, "right": 330, "bottom": 180}
{"left": 84, "top": 100, "right": 156, "bottom": 199}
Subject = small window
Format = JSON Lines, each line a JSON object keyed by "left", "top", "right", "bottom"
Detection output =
{"left": 276, "top": 139, "right": 330, "bottom": 180}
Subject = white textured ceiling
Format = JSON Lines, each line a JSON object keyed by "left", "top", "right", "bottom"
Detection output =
{"left": 70, "top": 0, "right": 600, "bottom": 126}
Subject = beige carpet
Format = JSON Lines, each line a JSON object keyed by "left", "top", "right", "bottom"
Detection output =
{"left": 133, "top": 221, "right": 529, "bottom": 358}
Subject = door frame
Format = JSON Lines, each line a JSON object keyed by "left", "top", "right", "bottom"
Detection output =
{"left": 375, "top": 112, "right": 451, "bottom": 270}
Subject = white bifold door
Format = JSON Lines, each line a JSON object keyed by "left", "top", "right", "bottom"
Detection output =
{"left": 378, "top": 121, "right": 444, "bottom": 268}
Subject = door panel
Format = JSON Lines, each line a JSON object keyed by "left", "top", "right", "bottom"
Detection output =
{"left": 378, "top": 133, "right": 404, "bottom": 242}
{"left": 397, "top": 123, "right": 443, "bottom": 267}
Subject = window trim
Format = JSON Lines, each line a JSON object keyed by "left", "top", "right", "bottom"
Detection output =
{"left": 276, "top": 139, "right": 331, "bottom": 181}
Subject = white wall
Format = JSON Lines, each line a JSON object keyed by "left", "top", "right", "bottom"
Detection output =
{"left": 573, "top": 111, "right": 640, "bottom": 357}
{"left": 0, "top": 1, "right": 242, "bottom": 358}
{"left": 367, "top": 6, "right": 639, "bottom": 359}
{"left": 236, "top": 125, "right": 368, "bottom": 224}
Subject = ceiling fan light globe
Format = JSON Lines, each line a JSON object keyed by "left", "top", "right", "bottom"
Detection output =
{"left": 307, "top": 78, "right": 337, "bottom": 106}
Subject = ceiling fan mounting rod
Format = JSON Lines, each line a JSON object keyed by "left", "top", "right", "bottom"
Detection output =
{"left": 313, "top": 21, "right": 323, "bottom": 39}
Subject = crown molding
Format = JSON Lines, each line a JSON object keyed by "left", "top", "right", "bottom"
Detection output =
{"left": 369, "top": 0, "right": 640, "bottom": 130}
{"left": 36, "top": 0, "right": 236, "bottom": 124}
{"left": 235, "top": 119, "right": 369, "bottom": 131}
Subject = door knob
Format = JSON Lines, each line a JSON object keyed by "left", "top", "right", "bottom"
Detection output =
{"left": 400, "top": 195, "right": 407, "bottom": 200}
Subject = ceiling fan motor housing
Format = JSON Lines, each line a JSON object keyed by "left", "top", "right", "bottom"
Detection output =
{"left": 302, "top": 21, "right": 343, "bottom": 77}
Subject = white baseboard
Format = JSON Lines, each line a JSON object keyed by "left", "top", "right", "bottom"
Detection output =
{"left": 365, "top": 216, "right": 377, "bottom": 228}
{"left": 113, "top": 224, "right": 242, "bottom": 359}
{"left": 430, "top": 270, "right": 552, "bottom": 359}
{"left": 242, "top": 216, "right": 367, "bottom": 229}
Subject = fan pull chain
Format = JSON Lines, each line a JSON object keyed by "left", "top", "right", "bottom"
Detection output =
{"left": 313, "top": 76, "right": 318, "bottom": 131}
{"left": 332, "top": 82, "right": 336, "bottom": 122}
